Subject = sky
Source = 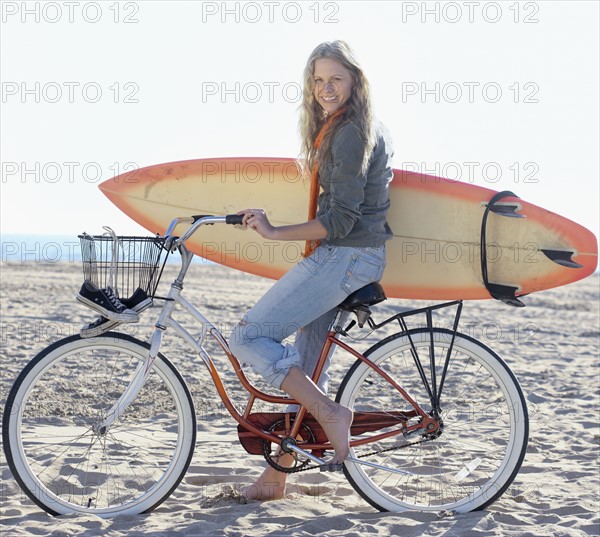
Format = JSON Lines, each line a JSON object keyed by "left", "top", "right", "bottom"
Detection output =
{"left": 1, "top": 1, "right": 599, "bottom": 245}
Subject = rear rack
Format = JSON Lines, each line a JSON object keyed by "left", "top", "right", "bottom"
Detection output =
{"left": 362, "top": 300, "right": 463, "bottom": 420}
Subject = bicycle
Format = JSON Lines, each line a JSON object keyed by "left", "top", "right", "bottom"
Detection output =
{"left": 2, "top": 215, "right": 529, "bottom": 518}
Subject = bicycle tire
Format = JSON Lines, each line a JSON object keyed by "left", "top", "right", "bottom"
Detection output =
{"left": 336, "top": 328, "right": 528, "bottom": 513}
{"left": 2, "top": 333, "right": 196, "bottom": 517}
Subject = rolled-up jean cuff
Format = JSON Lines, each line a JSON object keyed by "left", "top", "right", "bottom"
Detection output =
{"left": 262, "top": 344, "right": 301, "bottom": 390}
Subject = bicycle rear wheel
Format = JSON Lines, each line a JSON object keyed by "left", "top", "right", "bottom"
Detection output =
{"left": 336, "top": 328, "right": 528, "bottom": 513}
{"left": 2, "top": 333, "right": 196, "bottom": 517}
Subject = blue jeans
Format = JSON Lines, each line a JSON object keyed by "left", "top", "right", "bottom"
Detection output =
{"left": 229, "top": 244, "right": 386, "bottom": 391}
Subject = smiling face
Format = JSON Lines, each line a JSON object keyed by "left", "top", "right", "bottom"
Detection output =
{"left": 312, "top": 58, "right": 354, "bottom": 115}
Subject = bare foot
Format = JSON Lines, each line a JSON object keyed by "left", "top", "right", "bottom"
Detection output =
{"left": 242, "top": 454, "right": 293, "bottom": 501}
{"left": 317, "top": 402, "right": 353, "bottom": 464}
{"left": 242, "top": 473, "right": 285, "bottom": 501}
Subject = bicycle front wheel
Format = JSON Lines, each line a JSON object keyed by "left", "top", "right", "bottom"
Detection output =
{"left": 336, "top": 328, "right": 528, "bottom": 513}
{"left": 2, "top": 333, "right": 196, "bottom": 517}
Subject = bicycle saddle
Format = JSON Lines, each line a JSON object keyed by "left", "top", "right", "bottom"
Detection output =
{"left": 339, "top": 282, "right": 387, "bottom": 311}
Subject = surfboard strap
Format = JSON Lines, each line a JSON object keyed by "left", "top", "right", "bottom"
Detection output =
{"left": 480, "top": 191, "right": 527, "bottom": 307}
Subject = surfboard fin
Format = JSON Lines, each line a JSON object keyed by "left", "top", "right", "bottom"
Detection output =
{"left": 541, "top": 249, "right": 583, "bottom": 269}
{"left": 486, "top": 283, "right": 526, "bottom": 308}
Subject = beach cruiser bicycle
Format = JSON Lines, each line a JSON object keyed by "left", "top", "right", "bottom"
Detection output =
{"left": 2, "top": 214, "right": 528, "bottom": 517}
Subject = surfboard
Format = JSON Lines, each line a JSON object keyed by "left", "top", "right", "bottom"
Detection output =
{"left": 98, "top": 157, "right": 598, "bottom": 302}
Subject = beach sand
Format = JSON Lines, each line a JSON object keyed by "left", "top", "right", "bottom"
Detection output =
{"left": 1, "top": 261, "right": 598, "bottom": 536}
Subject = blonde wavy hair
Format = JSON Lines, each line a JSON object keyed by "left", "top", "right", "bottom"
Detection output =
{"left": 298, "top": 41, "right": 375, "bottom": 177}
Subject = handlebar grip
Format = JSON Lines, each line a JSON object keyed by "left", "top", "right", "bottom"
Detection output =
{"left": 225, "top": 214, "right": 244, "bottom": 225}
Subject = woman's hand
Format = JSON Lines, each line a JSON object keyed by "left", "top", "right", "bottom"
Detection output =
{"left": 237, "top": 209, "right": 329, "bottom": 241}
{"left": 237, "top": 209, "right": 277, "bottom": 239}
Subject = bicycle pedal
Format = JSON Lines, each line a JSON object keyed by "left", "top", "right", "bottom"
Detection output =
{"left": 319, "top": 462, "right": 344, "bottom": 472}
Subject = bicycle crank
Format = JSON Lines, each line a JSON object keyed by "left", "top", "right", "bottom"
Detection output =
{"left": 262, "top": 421, "right": 316, "bottom": 473}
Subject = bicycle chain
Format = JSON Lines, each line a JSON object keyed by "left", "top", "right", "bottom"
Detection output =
{"left": 276, "top": 436, "right": 432, "bottom": 474}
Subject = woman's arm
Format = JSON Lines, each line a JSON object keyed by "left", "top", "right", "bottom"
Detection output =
{"left": 237, "top": 209, "right": 328, "bottom": 241}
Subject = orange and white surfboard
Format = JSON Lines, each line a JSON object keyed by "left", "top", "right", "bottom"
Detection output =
{"left": 99, "top": 158, "right": 598, "bottom": 301}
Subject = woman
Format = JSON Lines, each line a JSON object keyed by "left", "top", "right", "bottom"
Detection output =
{"left": 230, "top": 40, "right": 394, "bottom": 501}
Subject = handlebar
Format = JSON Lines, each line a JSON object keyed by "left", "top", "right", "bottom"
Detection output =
{"left": 164, "top": 214, "right": 244, "bottom": 251}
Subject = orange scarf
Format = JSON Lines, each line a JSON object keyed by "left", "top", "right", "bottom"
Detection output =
{"left": 304, "top": 107, "right": 346, "bottom": 257}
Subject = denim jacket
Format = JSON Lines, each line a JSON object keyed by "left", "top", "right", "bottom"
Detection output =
{"left": 316, "top": 120, "right": 394, "bottom": 247}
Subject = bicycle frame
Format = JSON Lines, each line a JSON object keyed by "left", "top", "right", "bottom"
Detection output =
{"left": 97, "top": 217, "right": 442, "bottom": 452}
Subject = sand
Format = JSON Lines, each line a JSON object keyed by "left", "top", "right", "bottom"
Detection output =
{"left": 1, "top": 261, "right": 598, "bottom": 536}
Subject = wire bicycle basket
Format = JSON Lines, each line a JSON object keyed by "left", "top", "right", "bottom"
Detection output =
{"left": 78, "top": 230, "right": 169, "bottom": 300}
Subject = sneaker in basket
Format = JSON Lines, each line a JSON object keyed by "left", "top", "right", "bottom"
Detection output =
{"left": 76, "top": 281, "right": 140, "bottom": 322}
{"left": 80, "top": 288, "right": 152, "bottom": 338}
